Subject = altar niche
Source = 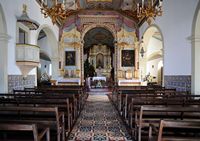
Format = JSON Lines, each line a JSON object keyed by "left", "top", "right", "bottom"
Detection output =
{"left": 89, "top": 44, "right": 112, "bottom": 78}
{"left": 83, "top": 27, "right": 115, "bottom": 88}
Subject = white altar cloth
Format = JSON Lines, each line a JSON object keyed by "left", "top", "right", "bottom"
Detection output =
{"left": 92, "top": 76, "right": 106, "bottom": 81}
{"left": 57, "top": 77, "right": 81, "bottom": 85}
{"left": 118, "top": 79, "right": 142, "bottom": 86}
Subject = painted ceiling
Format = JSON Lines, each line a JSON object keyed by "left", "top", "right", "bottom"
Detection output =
{"left": 39, "top": 0, "right": 154, "bottom": 26}
{"left": 51, "top": 0, "right": 137, "bottom": 11}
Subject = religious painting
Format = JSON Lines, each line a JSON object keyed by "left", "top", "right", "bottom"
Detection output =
{"left": 65, "top": 51, "right": 76, "bottom": 66}
{"left": 96, "top": 53, "right": 104, "bottom": 69}
{"left": 121, "top": 50, "right": 135, "bottom": 67}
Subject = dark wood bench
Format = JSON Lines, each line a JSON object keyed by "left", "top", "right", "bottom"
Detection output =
{"left": 0, "top": 122, "right": 50, "bottom": 141}
{"left": 0, "top": 106, "right": 65, "bottom": 141}
{"left": 0, "top": 96, "right": 72, "bottom": 133}
{"left": 12, "top": 89, "right": 82, "bottom": 121}
{"left": 133, "top": 105, "right": 200, "bottom": 141}
{"left": 149, "top": 120, "right": 200, "bottom": 141}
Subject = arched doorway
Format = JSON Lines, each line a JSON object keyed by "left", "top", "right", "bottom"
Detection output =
{"left": 192, "top": 1, "right": 200, "bottom": 94}
{"left": 36, "top": 26, "right": 59, "bottom": 84}
{"left": 83, "top": 27, "right": 115, "bottom": 88}
{"left": 37, "top": 30, "right": 52, "bottom": 84}
{"left": 0, "top": 4, "right": 9, "bottom": 92}
{"left": 140, "top": 25, "right": 164, "bottom": 86}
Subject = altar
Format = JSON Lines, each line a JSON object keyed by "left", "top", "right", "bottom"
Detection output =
{"left": 118, "top": 79, "right": 146, "bottom": 86}
{"left": 92, "top": 76, "right": 106, "bottom": 82}
{"left": 57, "top": 77, "right": 81, "bottom": 85}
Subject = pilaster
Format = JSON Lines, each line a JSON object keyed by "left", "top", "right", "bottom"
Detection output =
{"left": 51, "top": 57, "right": 59, "bottom": 80}
{"left": 189, "top": 35, "right": 200, "bottom": 94}
{"left": 0, "top": 33, "right": 11, "bottom": 93}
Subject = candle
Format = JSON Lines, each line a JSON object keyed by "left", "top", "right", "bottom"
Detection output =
{"left": 160, "top": 0, "right": 163, "bottom": 7}
{"left": 152, "top": 0, "right": 153, "bottom": 6}
{"left": 137, "top": 3, "right": 139, "bottom": 13}
{"left": 142, "top": 0, "right": 144, "bottom": 8}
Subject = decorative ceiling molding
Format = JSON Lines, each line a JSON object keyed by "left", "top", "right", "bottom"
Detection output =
{"left": 79, "top": 15, "right": 118, "bottom": 24}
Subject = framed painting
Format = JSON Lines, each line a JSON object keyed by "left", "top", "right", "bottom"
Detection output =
{"left": 65, "top": 51, "right": 76, "bottom": 66}
{"left": 121, "top": 50, "right": 135, "bottom": 67}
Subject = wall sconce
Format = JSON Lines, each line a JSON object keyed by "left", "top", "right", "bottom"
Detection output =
{"left": 140, "top": 37, "right": 145, "bottom": 58}
{"left": 140, "top": 46, "right": 145, "bottom": 58}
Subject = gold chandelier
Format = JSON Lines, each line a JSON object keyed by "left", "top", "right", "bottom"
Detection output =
{"left": 40, "top": 0, "right": 79, "bottom": 25}
{"left": 137, "top": 0, "right": 163, "bottom": 24}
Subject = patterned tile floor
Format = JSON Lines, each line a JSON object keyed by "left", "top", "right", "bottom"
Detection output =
{"left": 68, "top": 92, "right": 133, "bottom": 141}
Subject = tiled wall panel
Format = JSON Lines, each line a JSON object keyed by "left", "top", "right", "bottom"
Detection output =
{"left": 8, "top": 75, "right": 35, "bottom": 93}
{"left": 164, "top": 75, "right": 191, "bottom": 92}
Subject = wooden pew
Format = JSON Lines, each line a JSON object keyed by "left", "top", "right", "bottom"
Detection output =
{"left": 0, "top": 96, "right": 72, "bottom": 133}
{"left": 0, "top": 106, "right": 65, "bottom": 141}
{"left": 11, "top": 88, "right": 85, "bottom": 129}
{"left": 12, "top": 89, "right": 81, "bottom": 121}
{"left": 122, "top": 91, "right": 193, "bottom": 121}
{"left": 28, "top": 86, "right": 87, "bottom": 113}
{"left": 133, "top": 105, "right": 200, "bottom": 141}
{"left": 0, "top": 123, "right": 50, "bottom": 141}
{"left": 149, "top": 120, "right": 200, "bottom": 141}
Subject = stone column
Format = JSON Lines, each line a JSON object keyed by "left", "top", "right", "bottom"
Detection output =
{"left": 81, "top": 42, "right": 84, "bottom": 86}
{"left": 114, "top": 41, "right": 118, "bottom": 85}
{"left": 51, "top": 57, "right": 59, "bottom": 80}
{"left": 191, "top": 36, "right": 200, "bottom": 94}
{"left": 0, "top": 33, "right": 10, "bottom": 93}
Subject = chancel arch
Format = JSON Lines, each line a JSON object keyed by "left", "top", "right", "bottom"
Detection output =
{"left": 140, "top": 25, "right": 164, "bottom": 85}
{"left": 0, "top": 4, "right": 9, "bottom": 92}
{"left": 36, "top": 25, "right": 59, "bottom": 81}
{"left": 192, "top": 1, "right": 200, "bottom": 94}
{"left": 83, "top": 27, "right": 115, "bottom": 86}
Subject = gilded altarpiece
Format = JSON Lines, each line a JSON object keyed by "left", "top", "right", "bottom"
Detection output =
{"left": 58, "top": 13, "right": 140, "bottom": 85}
{"left": 58, "top": 27, "right": 82, "bottom": 85}
{"left": 89, "top": 44, "right": 112, "bottom": 78}
{"left": 116, "top": 26, "right": 140, "bottom": 85}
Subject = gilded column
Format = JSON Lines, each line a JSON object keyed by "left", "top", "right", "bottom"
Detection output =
{"left": 80, "top": 40, "right": 84, "bottom": 86}
{"left": 134, "top": 41, "right": 139, "bottom": 78}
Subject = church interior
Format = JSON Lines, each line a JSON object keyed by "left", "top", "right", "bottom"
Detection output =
{"left": 0, "top": 0, "right": 200, "bottom": 141}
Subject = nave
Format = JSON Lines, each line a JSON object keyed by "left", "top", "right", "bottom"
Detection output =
{"left": 1, "top": 85, "right": 200, "bottom": 141}
{"left": 68, "top": 93, "right": 132, "bottom": 141}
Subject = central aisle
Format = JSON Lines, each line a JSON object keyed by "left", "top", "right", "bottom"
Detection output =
{"left": 68, "top": 93, "right": 132, "bottom": 141}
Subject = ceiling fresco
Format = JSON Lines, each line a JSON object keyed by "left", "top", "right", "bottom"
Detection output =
{"left": 39, "top": 0, "right": 143, "bottom": 25}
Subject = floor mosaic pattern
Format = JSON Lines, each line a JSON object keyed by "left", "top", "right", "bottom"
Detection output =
{"left": 68, "top": 93, "right": 133, "bottom": 141}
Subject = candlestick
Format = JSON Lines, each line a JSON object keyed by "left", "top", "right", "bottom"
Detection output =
{"left": 142, "top": 0, "right": 144, "bottom": 8}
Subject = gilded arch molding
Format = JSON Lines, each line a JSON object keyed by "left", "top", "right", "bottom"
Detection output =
{"left": 81, "top": 23, "right": 117, "bottom": 41}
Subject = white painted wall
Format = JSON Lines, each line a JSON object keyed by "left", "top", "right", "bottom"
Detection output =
{"left": 146, "top": 37, "right": 162, "bottom": 57}
{"left": 140, "top": 0, "right": 199, "bottom": 75}
{"left": 147, "top": 58, "right": 162, "bottom": 83}
{"left": 0, "top": 0, "right": 59, "bottom": 75}
{"left": 38, "top": 36, "right": 51, "bottom": 58}
{"left": 40, "top": 59, "right": 51, "bottom": 76}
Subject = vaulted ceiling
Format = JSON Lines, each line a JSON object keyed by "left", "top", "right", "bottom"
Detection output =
{"left": 84, "top": 27, "right": 114, "bottom": 48}
{"left": 37, "top": 0, "right": 160, "bottom": 26}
